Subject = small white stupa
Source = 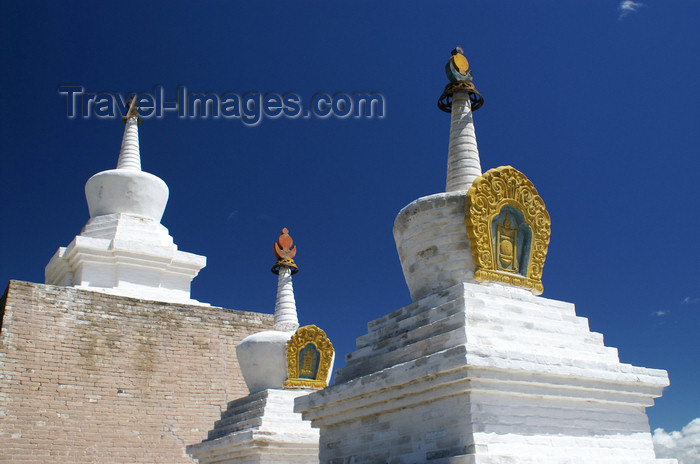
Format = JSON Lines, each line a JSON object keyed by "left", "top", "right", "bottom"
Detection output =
{"left": 45, "top": 99, "right": 206, "bottom": 305}
{"left": 295, "top": 48, "right": 676, "bottom": 464}
{"left": 187, "top": 229, "right": 334, "bottom": 464}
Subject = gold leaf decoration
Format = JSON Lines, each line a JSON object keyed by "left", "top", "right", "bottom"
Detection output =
{"left": 465, "top": 166, "right": 551, "bottom": 294}
{"left": 284, "top": 325, "right": 334, "bottom": 389}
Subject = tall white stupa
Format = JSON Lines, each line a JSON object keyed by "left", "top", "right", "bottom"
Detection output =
{"left": 188, "top": 229, "right": 335, "bottom": 464}
{"left": 295, "top": 48, "right": 677, "bottom": 464}
{"left": 45, "top": 99, "right": 207, "bottom": 305}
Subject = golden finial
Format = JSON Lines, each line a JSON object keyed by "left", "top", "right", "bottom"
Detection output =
{"left": 272, "top": 228, "right": 299, "bottom": 274}
{"left": 122, "top": 96, "right": 143, "bottom": 125}
{"left": 446, "top": 46, "right": 471, "bottom": 82}
{"left": 438, "top": 46, "right": 484, "bottom": 113}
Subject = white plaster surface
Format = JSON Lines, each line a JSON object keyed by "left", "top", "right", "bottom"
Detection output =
{"left": 85, "top": 169, "right": 169, "bottom": 222}
{"left": 273, "top": 266, "right": 299, "bottom": 331}
{"left": 296, "top": 282, "right": 676, "bottom": 463}
{"left": 86, "top": 118, "right": 168, "bottom": 222}
{"left": 45, "top": 117, "right": 206, "bottom": 305}
{"left": 236, "top": 262, "right": 304, "bottom": 394}
{"left": 116, "top": 118, "right": 142, "bottom": 170}
{"left": 187, "top": 389, "right": 318, "bottom": 464}
{"left": 393, "top": 191, "right": 478, "bottom": 301}
{"left": 237, "top": 330, "right": 295, "bottom": 394}
{"left": 446, "top": 91, "right": 481, "bottom": 192}
{"left": 44, "top": 212, "right": 206, "bottom": 305}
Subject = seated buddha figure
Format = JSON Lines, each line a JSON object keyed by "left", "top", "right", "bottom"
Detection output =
{"left": 492, "top": 207, "right": 532, "bottom": 278}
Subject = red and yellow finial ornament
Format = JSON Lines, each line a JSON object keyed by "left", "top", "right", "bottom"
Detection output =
{"left": 272, "top": 228, "right": 299, "bottom": 275}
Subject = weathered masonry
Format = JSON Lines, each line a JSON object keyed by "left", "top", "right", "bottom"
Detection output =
{"left": 0, "top": 280, "right": 272, "bottom": 463}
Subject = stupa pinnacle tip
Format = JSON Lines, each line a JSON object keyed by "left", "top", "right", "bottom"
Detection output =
{"left": 272, "top": 227, "right": 298, "bottom": 274}
{"left": 122, "top": 96, "right": 142, "bottom": 125}
{"left": 438, "top": 47, "right": 484, "bottom": 113}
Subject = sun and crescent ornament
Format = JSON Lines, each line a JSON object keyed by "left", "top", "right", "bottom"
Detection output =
{"left": 438, "top": 46, "right": 484, "bottom": 113}
{"left": 271, "top": 228, "right": 298, "bottom": 275}
{"left": 465, "top": 166, "right": 551, "bottom": 294}
{"left": 447, "top": 47, "right": 470, "bottom": 81}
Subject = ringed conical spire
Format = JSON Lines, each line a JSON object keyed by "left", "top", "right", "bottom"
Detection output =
{"left": 439, "top": 47, "right": 484, "bottom": 192}
{"left": 116, "top": 97, "right": 142, "bottom": 171}
{"left": 271, "top": 228, "right": 300, "bottom": 332}
{"left": 44, "top": 99, "right": 206, "bottom": 305}
{"left": 84, "top": 100, "right": 168, "bottom": 222}
{"left": 392, "top": 47, "right": 487, "bottom": 301}
{"left": 235, "top": 227, "right": 303, "bottom": 393}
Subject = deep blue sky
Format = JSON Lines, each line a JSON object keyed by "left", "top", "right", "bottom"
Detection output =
{"left": 1, "top": 1, "right": 698, "bottom": 434}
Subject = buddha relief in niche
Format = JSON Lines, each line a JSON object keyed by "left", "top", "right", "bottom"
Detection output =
{"left": 299, "top": 343, "right": 320, "bottom": 379}
{"left": 491, "top": 206, "right": 532, "bottom": 278}
{"left": 466, "top": 166, "right": 551, "bottom": 294}
{"left": 284, "top": 325, "right": 334, "bottom": 388}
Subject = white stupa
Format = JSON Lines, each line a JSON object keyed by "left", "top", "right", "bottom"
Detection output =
{"left": 188, "top": 229, "right": 334, "bottom": 464}
{"left": 295, "top": 48, "right": 676, "bottom": 464}
{"left": 45, "top": 99, "right": 207, "bottom": 305}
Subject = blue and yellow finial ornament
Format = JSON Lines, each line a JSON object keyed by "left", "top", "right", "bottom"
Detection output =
{"left": 438, "top": 46, "right": 484, "bottom": 113}
{"left": 446, "top": 46, "right": 472, "bottom": 83}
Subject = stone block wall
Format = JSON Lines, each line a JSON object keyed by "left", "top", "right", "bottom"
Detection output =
{"left": 0, "top": 280, "right": 273, "bottom": 463}
{"left": 297, "top": 282, "right": 673, "bottom": 463}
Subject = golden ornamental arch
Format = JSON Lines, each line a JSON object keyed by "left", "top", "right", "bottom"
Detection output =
{"left": 284, "top": 325, "right": 334, "bottom": 389}
{"left": 465, "top": 166, "right": 551, "bottom": 294}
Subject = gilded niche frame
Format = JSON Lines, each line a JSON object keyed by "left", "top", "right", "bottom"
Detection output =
{"left": 465, "top": 166, "right": 551, "bottom": 294}
{"left": 284, "top": 325, "right": 334, "bottom": 389}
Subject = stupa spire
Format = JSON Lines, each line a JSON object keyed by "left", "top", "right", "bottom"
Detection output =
{"left": 271, "top": 228, "right": 299, "bottom": 331}
{"left": 44, "top": 98, "right": 206, "bottom": 305}
{"left": 438, "top": 47, "right": 484, "bottom": 192}
{"left": 116, "top": 97, "right": 142, "bottom": 171}
{"left": 193, "top": 227, "right": 334, "bottom": 462}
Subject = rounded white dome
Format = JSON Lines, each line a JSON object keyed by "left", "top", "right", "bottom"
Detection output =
{"left": 236, "top": 330, "right": 294, "bottom": 394}
{"left": 85, "top": 169, "right": 169, "bottom": 221}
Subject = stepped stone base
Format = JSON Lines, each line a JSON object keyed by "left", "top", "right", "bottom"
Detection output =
{"left": 45, "top": 213, "right": 206, "bottom": 305}
{"left": 295, "top": 282, "right": 676, "bottom": 464}
{"left": 427, "top": 457, "right": 677, "bottom": 464}
{"left": 188, "top": 389, "right": 318, "bottom": 464}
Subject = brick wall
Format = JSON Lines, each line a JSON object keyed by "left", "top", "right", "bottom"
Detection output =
{"left": 0, "top": 280, "right": 273, "bottom": 463}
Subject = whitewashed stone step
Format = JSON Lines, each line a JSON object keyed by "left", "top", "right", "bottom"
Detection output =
{"left": 365, "top": 285, "right": 467, "bottom": 330}
{"left": 349, "top": 310, "right": 467, "bottom": 361}
{"left": 364, "top": 290, "right": 582, "bottom": 340}
{"left": 349, "top": 308, "right": 614, "bottom": 375}
{"left": 296, "top": 282, "right": 673, "bottom": 463}
{"left": 465, "top": 313, "right": 602, "bottom": 344}
{"left": 354, "top": 307, "right": 607, "bottom": 366}
{"left": 212, "top": 406, "right": 265, "bottom": 431}
{"left": 356, "top": 297, "right": 465, "bottom": 349}
{"left": 356, "top": 298, "right": 588, "bottom": 357}
{"left": 465, "top": 328, "right": 619, "bottom": 362}
{"left": 465, "top": 303, "right": 590, "bottom": 333}
{"left": 465, "top": 321, "right": 607, "bottom": 353}
{"left": 336, "top": 326, "right": 467, "bottom": 383}
{"left": 425, "top": 456, "right": 677, "bottom": 464}
{"left": 188, "top": 389, "right": 319, "bottom": 464}
{"left": 208, "top": 416, "right": 263, "bottom": 440}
